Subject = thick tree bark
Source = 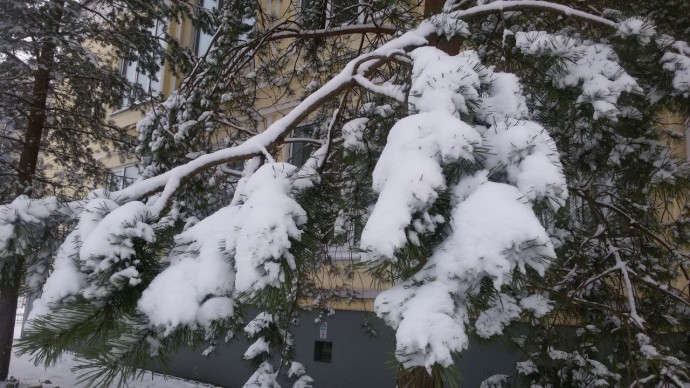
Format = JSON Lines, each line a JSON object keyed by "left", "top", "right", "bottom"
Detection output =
{"left": 0, "top": 273, "right": 21, "bottom": 381}
{"left": 0, "top": 0, "right": 64, "bottom": 381}
{"left": 16, "top": 0, "right": 65, "bottom": 191}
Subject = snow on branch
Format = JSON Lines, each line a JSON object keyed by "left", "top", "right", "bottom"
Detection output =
{"left": 135, "top": 163, "right": 305, "bottom": 333}
{"left": 0, "top": 196, "right": 62, "bottom": 258}
{"left": 110, "top": 29, "right": 432, "bottom": 204}
{"left": 269, "top": 22, "right": 397, "bottom": 40}
{"left": 661, "top": 40, "right": 690, "bottom": 97}
{"left": 515, "top": 31, "right": 642, "bottom": 121}
{"left": 376, "top": 172, "right": 556, "bottom": 370}
{"left": 352, "top": 38, "right": 566, "bottom": 369}
{"left": 13, "top": 2, "right": 685, "bottom": 385}
{"left": 360, "top": 109, "right": 481, "bottom": 261}
{"left": 71, "top": 2, "right": 614, "bottom": 210}
{"left": 136, "top": 204, "right": 239, "bottom": 334}
{"left": 447, "top": 0, "right": 617, "bottom": 28}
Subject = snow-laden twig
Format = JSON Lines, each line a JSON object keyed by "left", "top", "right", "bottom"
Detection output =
{"left": 97, "top": 1, "right": 619, "bottom": 208}
{"left": 448, "top": 0, "right": 618, "bottom": 28}
{"left": 609, "top": 245, "right": 645, "bottom": 328}
{"left": 626, "top": 268, "right": 690, "bottom": 308}
{"left": 353, "top": 75, "right": 405, "bottom": 102}
{"left": 110, "top": 31, "right": 430, "bottom": 204}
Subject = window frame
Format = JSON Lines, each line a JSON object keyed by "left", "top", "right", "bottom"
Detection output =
{"left": 194, "top": 0, "right": 223, "bottom": 57}
{"left": 288, "top": 124, "right": 319, "bottom": 168}
{"left": 106, "top": 164, "right": 141, "bottom": 192}
{"left": 119, "top": 19, "right": 167, "bottom": 107}
{"left": 299, "top": 0, "right": 364, "bottom": 29}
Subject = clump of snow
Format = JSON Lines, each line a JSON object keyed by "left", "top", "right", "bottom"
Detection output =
{"left": 514, "top": 31, "right": 580, "bottom": 57}
{"left": 292, "top": 144, "right": 327, "bottom": 190}
{"left": 441, "top": 173, "right": 555, "bottom": 280}
{"left": 79, "top": 201, "right": 154, "bottom": 296}
{"left": 341, "top": 118, "right": 369, "bottom": 151}
{"left": 287, "top": 361, "right": 313, "bottom": 387}
{"left": 244, "top": 337, "right": 270, "bottom": 360}
{"left": 515, "top": 31, "right": 642, "bottom": 120}
{"left": 196, "top": 297, "right": 236, "bottom": 329}
{"left": 28, "top": 226, "right": 85, "bottom": 319}
{"left": 287, "top": 361, "right": 306, "bottom": 378}
{"left": 477, "top": 73, "right": 528, "bottom": 123}
{"left": 661, "top": 40, "right": 690, "bottom": 97}
{"left": 408, "top": 47, "right": 488, "bottom": 114}
{"left": 616, "top": 18, "right": 656, "bottom": 44}
{"left": 0, "top": 196, "right": 61, "bottom": 258}
{"left": 636, "top": 333, "right": 660, "bottom": 359}
{"left": 376, "top": 172, "right": 556, "bottom": 370}
{"left": 243, "top": 361, "right": 279, "bottom": 388}
{"left": 29, "top": 197, "right": 134, "bottom": 318}
{"left": 231, "top": 163, "right": 307, "bottom": 295}
{"left": 428, "top": 12, "right": 470, "bottom": 40}
{"left": 519, "top": 294, "right": 553, "bottom": 318}
{"left": 293, "top": 375, "right": 314, "bottom": 388}
{"left": 481, "top": 120, "right": 567, "bottom": 207}
{"left": 516, "top": 360, "right": 539, "bottom": 375}
{"left": 85, "top": 212, "right": 149, "bottom": 298}
{"left": 360, "top": 110, "right": 481, "bottom": 261}
{"left": 138, "top": 205, "right": 237, "bottom": 333}
{"left": 475, "top": 294, "right": 522, "bottom": 339}
{"left": 378, "top": 281, "right": 467, "bottom": 370}
{"left": 547, "top": 347, "right": 621, "bottom": 383}
{"left": 362, "top": 102, "right": 393, "bottom": 118}
{"left": 480, "top": 374, "right": 508, "bottom": 388}
{"left": 139, "top": 162, "right": 306, "bottom": 334}
{"left": 473, "top": 293, "right": 552, "bottom": 339}
{"left": 245, "top": 312, "right": 274, "bottom": 336}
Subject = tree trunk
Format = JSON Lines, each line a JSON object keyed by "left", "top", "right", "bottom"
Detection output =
{"left": 0, "top": 275, "right": 20, "bottom": 381}
{"left": 17, "top": 0, "right": 65, "bottom": 191}
{"left": 0, "top": 0, "right": 65, "bottom": 382}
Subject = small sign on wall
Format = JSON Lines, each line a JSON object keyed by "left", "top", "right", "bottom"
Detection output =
{"left": 319, "top": 322, "right": 328, "bottom": 340}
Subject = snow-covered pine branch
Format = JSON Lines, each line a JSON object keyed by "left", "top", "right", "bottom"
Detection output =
{"left": 5, "top": 1, "right": 690, "bottom": 387}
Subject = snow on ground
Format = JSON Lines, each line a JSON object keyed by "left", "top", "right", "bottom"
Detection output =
{"left": 3, "top": 348, "right": 221, "bottom": 388}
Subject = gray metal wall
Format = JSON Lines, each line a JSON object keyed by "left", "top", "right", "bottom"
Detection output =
{"left": 153, "top": 310, "right": 520, "bottom": 387}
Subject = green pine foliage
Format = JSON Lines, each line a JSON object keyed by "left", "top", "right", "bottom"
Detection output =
{"left": 3, "top": 1, "right": 690, "bottom": 387}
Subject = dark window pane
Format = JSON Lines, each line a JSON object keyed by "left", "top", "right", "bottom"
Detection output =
{"left": 330, "top": 0, "right": 359, "bottom": 26}
{"left": 289, "top": 125, "right": 318, "bottom": 168}
{"left": 106, "top": 166, "right": 140, "bottom": 191}
{"left": 314, "top": 341, "right": 332, "bottom": 363}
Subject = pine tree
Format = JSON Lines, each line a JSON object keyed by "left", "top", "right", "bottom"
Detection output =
{"left": 0, "top": 0, "right": 198, "bottom": 380}
{"left": 4, "top": 1, "right": 690, "bottom": 387}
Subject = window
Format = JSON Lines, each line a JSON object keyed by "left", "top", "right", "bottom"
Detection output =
{"left": 300, "top": 0, "right": 361, "bottom": 28}
{"left": 313, "top": 341, "right": 332, "bottom": 362}
{"left": 106, "top": 165, "right": 140, "bottom": 191}
{"left": 328, "top": 0, "right": 360, "bottom": 26}
{"left": 120, "top": 20, "right": 166, "bottom": 106}
{"left": 225, "top": 160, "right": 244, "bottom": 191}
{"left": 195, "top": 0, "right": 222, "bottom": 57}
{"left": 289, "top": 124, "right": 318, "bottom": 168}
